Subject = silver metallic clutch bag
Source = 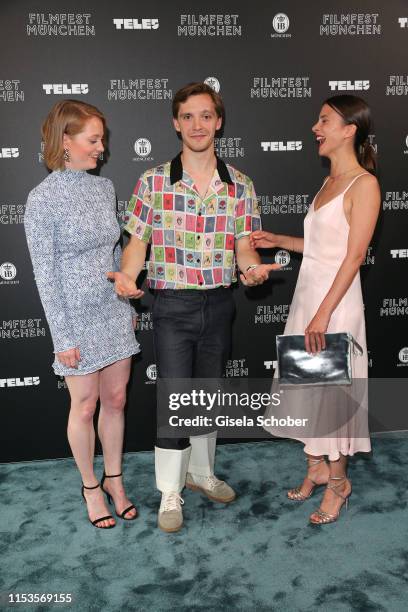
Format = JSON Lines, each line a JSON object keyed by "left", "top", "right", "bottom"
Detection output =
{"left": 276, "top": 332, "right": 363, "bottom": 387}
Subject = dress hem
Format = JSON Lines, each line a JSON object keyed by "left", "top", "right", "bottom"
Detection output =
{"left": 52, "top": 346, "right": 141, "bottom": 377}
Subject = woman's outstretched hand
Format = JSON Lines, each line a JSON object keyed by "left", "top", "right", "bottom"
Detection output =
{"left": 250, "top": 230, "right": 280, "bottom": 250}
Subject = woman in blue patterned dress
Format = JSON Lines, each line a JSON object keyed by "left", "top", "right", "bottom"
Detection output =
{"left": 24, "top": 100, "right": 142, "bottom": 529}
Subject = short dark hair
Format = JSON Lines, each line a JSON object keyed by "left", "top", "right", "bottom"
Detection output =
{"left": 172, "top": 82, "right": 225, "bottom": 122}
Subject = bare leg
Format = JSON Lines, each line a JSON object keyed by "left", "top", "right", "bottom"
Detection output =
{"left": 309, "top": 453, "right": 352, "bottom": 522}
{"left": 98, "top": 357, "right": 136, "bottom": 519}
{"left": 65, "top": 373, "right": 115, "bottom": 528}
{"left": 288, "top": 453, "right": 329, "bottom": 500}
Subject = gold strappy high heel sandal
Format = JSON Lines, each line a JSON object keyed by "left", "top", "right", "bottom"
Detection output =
{"left": 309, "top": 476, "right": 352, "bottom": 525}
{"left": 287, "top": 457, "right": 328, "bottom": 501}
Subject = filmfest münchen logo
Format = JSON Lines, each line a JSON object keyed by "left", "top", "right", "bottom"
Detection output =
{"left": 386, "top": 75, "right": 408, "bottom": 96}
{"left": 258, "top": 193, "right": 310, "bottom": 215}
{"left": 0, "top": 80, "right": 24, "bottom": 102}
{"left": 27, "top": 13, "right": 95, "bottom": 36}
{"left": 107, "top": 79, "right": 172, "bottom": 101}
{"left": 255, "top": 305, "right": 289, "bottom": 324}
{"left": 383, "top": 191, "right": 408, "bottom": 211}
{"left": 271, "top": 13, "right": 290, "bottom": 37}
{"left": 320, "top": 14, "right": 381, "bottom": 36}
{"left": 251, "top": 77, "right": 311, "bottom": 99}
{"left": 398, "top": 18, "right": 408, "bottom": 28}
{"left": 204, "top": 77, "right": 220, "bottom": 92}
{"left": 113, "top": 18, "right": 159, "bottom": 30}
{"left": 0, "top": 204, "right": 25, "bottom": 225}
{"left": 178, "top": 14, "right": 241, "bottom": 36}
{"left": 404, "top": 135, "right": 408, "bottom": 155}
{"left": 215, "top": 137, "right": 244, "bottom": 158}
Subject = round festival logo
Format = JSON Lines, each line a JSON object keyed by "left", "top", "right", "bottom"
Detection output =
{"left": 273, "top": 13, "right": 290, "bottom": 34}
{"left": 134, "top": 138, "right": 152, "bottom": 157}
{"left": 398, "top": 348, "right": 408, "bottom": 364}
{"left": 146, "top": 364, "right": 157, "bottom": 381}
{"left": 0, "top": 262, "right": 17, "bottom": 280}
{"left": 204, "top": 77, "right": 220, "bottom": 92}
{"left": 275, "top": 250, "right": 290, "bottom": 266}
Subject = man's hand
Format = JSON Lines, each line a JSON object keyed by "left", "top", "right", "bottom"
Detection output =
{"left": 250, "top": 230, "right": 280, "bottom": 250}
{"left": 240, "top": 263, "right": 281, "bottom": 286}
{"left": 56, "top": 347, "right": 81, "bottom": 369}
{"left": 106, "top": 271, "right": 144, "bottom": 299}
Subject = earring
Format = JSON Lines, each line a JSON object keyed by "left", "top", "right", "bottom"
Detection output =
{"left": 98, "top": 152, "right": 104, "bottom": 161}
{"left": 63, "top": 148, "right": 70, "bottom": 162}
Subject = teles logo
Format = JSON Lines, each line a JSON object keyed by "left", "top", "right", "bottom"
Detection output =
{"left": 271, "top": 13, "right": 291, "bottom": 37}
{"left": 0, "top": 262, "right": 18, "bottom": 285}
{"left": 133, "top": 138, "right": 153, "bottom": 162}
{"left": 264, "top": 361, "right": 278, "bottom": 370}
{"left": 0, "top": 376, "right": 40, "bottom": 388}
{"left": 329, "top": 80, "right": 370, "bottom": 91}
{"left": 390, "top": 249, "right": 408, "bottom": 259}
{"left": 113, "top": 18, "right": 159, "bottom": 30}
{"left": 0, "top": 148, "right": 19, "bottom": 158}
{"left": 43, "top": 84, "right": 88, "bottom": 95}
{"left": 261, "top": 141, "right": 302, "bottom": 152}
{"left": 398, "top": 18, "right": 408, "bottom": 28}
{"left": 204, "top": 77, "right": 220, "bottom": 92}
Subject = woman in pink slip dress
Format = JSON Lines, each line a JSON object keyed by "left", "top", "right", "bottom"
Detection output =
{"left": 251, "top": 95, "right": 380, "bottom": 524}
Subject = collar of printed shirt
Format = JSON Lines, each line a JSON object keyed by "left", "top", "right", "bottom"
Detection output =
{"left": 169, "top": 152, "right": 234, "bottom": 201}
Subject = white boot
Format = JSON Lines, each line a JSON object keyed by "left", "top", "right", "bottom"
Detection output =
{"left": 155, "top": 446, "right": 191, "bottom": 532}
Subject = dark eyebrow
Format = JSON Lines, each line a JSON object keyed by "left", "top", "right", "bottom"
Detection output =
{"left": 320, "top": 114, "right": 328, "bottom": 119}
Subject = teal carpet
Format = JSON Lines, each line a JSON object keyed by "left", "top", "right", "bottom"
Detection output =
{"left": 1, "top": 438, "right": 408, "bottom": 612}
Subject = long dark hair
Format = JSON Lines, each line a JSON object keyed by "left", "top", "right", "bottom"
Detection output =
{"left": 324, "top": 95, "right": 377, "bottom": 175}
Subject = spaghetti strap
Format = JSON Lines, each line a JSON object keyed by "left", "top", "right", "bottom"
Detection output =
{"left": 343, "top": 172, "right": 370, "bottom": 196}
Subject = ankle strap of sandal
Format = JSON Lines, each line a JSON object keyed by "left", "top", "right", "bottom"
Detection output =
{"left": 103, "top": 472, "right": 122, "bottom": 478}
{"left": 82, "top": 482, "right": 100, "bottom": 490}
{"left": 306, "top": 458, "right": 325, "bottom": 467}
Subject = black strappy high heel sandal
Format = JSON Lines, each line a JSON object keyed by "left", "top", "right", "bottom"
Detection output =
{"left": 100, "top": 472, "right": 138, "bottom": 521}
{"left": 81, "top": 483, "right": 115, "bottom": 529}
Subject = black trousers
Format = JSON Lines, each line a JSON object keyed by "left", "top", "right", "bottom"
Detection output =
{"left": 152, "top": 288, "right": 235, "bottom": 450}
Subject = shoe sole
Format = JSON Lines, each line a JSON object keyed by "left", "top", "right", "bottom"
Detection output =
{"left": 158, "top": 521, "right": 183, "bottom": 533}
{"left": 185, "top": 482, "right": 236, "bottom": 503}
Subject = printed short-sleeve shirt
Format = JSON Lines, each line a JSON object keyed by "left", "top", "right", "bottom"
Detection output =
{"left": 124, "top": 153, "right": 261, "bottom": 289}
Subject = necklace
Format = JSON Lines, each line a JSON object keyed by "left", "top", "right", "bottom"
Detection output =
{"left": 329, "top": 165, "right": 360, "bottom": 180}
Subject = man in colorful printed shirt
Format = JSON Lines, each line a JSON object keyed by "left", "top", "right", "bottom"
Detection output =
{"left": 109, "top": 82, "right": 279, "bottom": 532}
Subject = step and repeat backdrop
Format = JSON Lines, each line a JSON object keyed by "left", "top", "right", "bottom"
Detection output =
{"left": 1, "top": 1, "right": 407, "bottom": 461}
